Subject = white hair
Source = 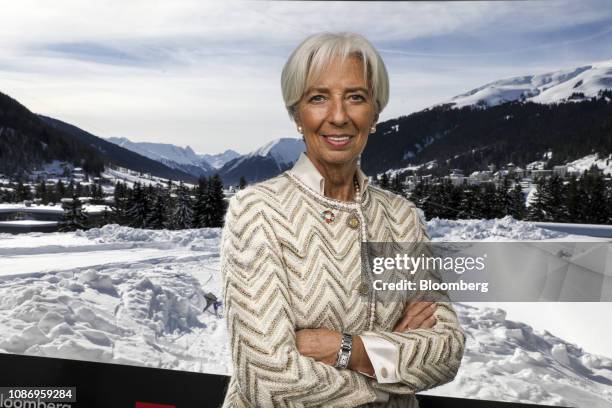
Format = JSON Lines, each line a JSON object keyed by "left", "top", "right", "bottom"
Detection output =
{"left": 281, "top": 32, "right": 389, "bottom": 121}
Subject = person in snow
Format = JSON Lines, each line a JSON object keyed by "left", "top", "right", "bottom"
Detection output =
{"left": 220, "top": 32, "right": 465, "bottom": 407}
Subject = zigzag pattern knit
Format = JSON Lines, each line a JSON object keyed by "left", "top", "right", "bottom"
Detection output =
{"left": 220, "top": 172, "right": 465, "bottom": 407}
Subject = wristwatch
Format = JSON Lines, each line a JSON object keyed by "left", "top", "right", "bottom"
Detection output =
{"left": 334, "top": 333, "right": 353, "bottom": 369}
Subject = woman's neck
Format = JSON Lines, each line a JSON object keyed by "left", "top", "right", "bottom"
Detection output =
{"left": 308, "top": 155, "right": 358, "bottom": 202}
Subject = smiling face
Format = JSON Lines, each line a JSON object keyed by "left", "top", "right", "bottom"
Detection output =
{"left": 294, "top": 56, "right": 378, "bottom": 171}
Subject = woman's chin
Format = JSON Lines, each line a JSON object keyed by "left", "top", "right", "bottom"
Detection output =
{"left": 319, "top": 151, "right": 359, "bottom": 166}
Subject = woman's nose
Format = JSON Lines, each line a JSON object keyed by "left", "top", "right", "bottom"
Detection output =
{"left": 328, "top": 98, "right": 349, "bottom": 127}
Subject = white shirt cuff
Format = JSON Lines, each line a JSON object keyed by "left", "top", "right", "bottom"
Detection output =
{"left": 360, "top": 334, "right": 400, "bottom": 384}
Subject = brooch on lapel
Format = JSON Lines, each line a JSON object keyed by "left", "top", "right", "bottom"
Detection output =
{"left": 321, "top": 210, "right": 335, "bottom": 223}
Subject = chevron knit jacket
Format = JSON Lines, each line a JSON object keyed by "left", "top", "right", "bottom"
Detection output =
{"left": 220, "top": 170, "right": 465, "bottom": 408}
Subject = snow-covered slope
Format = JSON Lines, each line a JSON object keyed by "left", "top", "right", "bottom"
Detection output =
{"left": 446, "top": 60, "right": 612, "bottom": 108}
{"left": 101, "top": 166, "right": 195, "bottom": 189}
{"left": 566, "top": 153, "right": 612, "bottom": 175}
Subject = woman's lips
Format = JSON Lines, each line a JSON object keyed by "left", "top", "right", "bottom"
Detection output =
{"left": 321, "top": 134, "right": 352, "bottom": 148}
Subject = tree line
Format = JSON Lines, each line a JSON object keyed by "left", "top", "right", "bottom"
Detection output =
{"left": 0, "top": 179, "right": 105, "bottom": 204}
{"left": 0, "top": 175, "right": 231, "bottom": 232}
{"left": 98, "top": 175, "right": 228, "bottom": 231}
{"left": 381, "top": 166, "right": 612, "bottom": 224}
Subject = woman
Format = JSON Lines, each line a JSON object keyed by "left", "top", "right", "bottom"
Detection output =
{"left": 221, "top": 32, "right": 465, "bottom": 407}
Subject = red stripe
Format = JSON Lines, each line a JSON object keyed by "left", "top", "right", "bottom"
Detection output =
{"left": 135, "top": 402, "right": 176, "bottom": 408}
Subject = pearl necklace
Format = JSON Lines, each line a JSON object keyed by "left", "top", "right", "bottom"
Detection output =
{"left": 353, "top": 175, "right": 361, "bottom": 203}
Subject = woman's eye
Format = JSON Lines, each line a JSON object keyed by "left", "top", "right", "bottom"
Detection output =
{"left": 309, "top": 95, "right": 326, "bottom": 103}
{"left": 349, "top": 94, "right": 366, "bottom": 102}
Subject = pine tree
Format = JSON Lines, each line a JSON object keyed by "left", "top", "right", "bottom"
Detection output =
{"left": 379, "top": 173, "right": 390, "bottom": 190}
{"left": 66, "top": 181, "right": 75, "bottom": 197}
{"left": 546, "top": 175, "right": 566, "bottom": 221}
{"left": 171, "top": 183, "right": 193, "bottom": 229}
{"left": 59, "top": 195, "right": 88, "bottom": 231}
{"left": 507, "top": 183, "right": 526, "bottom": 220}
{"left": 203, "top": 174, "right": 227, "bottom": 228}
{"left": 527, "top": 176, "right": 549, "bottom": 221}
{"left": 56, "top": 180, "right": 66, "bottom": 199}
{"left": 126, "top": 182, "right": 150, "bottom": 228}
{"left": 458, "top": 186, "right": 477, "bottom": 219}
{"left": 111, "top": 182, "right": 130, "bottom": 225}
{"left": 193, "top": 177, "right": 209, "bottom": 228}
{"left": 91, "top": 183, "right": 104, "bottom": 204}
{"left": 238, "top": 176, "right": 247, "bottom": 190}
{"left": 581, "top": 167, "right": 608, "bottom": 224}
{"left": 36, "top": 180, "right": 48, "bottom": 204}
{"left": 15, "top": 181, "right": 32, "bottom": 202}
{"left": 565, "top": 175, "right": 581, "bottom": 223}
{"left": 390, "top": 174, "right": 404, "bottom": 196}
{"left": 481, "top": 182, "right": 501, "bottom": 219}
{"left": 147, "top": 187, "right": 169, "bottom": 229}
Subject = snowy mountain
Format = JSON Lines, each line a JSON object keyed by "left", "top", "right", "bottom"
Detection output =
{"left": 199, "top": 150, "right": 240, "bottom": 170}
{"left": 105, "top": 136, "right": 303, "bottom": 185}
{"left": 445, "top": 59, "right": 612, "bottom": 109}
{"left": 362, "top": 92, "right": 612, "bottom": 177}
{"left": 0, "top": 90, "right": 196, "bottom": 182}
{"left": 107, "top": 137, "right": 214, "bottom": 178}
{"left": 218, "top": 137, "right": 305, "bottom": 186}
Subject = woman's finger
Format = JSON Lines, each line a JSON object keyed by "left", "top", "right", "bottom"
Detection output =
{"left": 394, "top": 301, "right": 430, "bottom": 331}
{"left": 408, "top": 303, "right": 437, "bottom": 329}
{"left": 394, "top": 301, "right": 434, "bottom": 332}
{"left": 422, "top": 315, "right": 437, "bottom": 329}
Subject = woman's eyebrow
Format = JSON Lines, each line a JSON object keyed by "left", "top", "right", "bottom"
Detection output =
{"left": 345, "top": 87, "right": 369, "bottom": 93}
{"left": 306, "top": 87, "right": 330, "bottom": 94}
{"left": 306, "top": 86, "right": 369, "bottom": 93}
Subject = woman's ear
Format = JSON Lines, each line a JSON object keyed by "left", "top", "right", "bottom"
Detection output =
{"left": 294, "top": 113, "right": 303, "bottom": 134}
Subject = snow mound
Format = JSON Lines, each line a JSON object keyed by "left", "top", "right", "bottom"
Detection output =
{"left": 423, "top": 303, "right": 612, "bottom": 407}
{"left": 0, "top": 255, "right": 227, "bottom": 372}
{"left": 76, "top": 224, "right": 221, "bottom": 249}
{"left": 427, "top": 216, "right": 568, "bottom": 241}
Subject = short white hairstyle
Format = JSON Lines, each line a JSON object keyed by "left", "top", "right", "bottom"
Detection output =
{"left": 281, "top": 32, "right": 389, "bottom": 121}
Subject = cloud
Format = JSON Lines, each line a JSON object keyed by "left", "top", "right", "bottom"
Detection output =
{"left": 1, "top": 1, "right": 612, "bottom": 154}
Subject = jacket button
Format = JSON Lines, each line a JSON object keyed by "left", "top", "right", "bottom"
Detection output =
{"left": 347, "top": 215, "right": 360, "bottom": 229}
{"left": 358, "top": 282, "right": 369, "bottom": 295}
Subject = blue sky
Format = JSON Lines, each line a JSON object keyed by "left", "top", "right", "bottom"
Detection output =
{"left": 1, "top": 0, "right": 612, "bottom": 154}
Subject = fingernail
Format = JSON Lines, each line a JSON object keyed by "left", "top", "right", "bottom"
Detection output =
{"left": 430, "top": 303, "right": 436, "bottom": 308}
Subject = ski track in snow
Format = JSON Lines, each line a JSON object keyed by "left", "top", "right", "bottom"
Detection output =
{"left": 0, "top": 219, "right": 611, "bottom": 407}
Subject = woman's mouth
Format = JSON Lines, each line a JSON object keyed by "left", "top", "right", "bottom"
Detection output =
{"left": 322, "top": 134, "right": 352, "bottom": 148}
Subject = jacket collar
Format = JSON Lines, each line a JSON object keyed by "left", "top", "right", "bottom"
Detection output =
{"left": 287, "top": 152, "right": 369, "bottom": 195}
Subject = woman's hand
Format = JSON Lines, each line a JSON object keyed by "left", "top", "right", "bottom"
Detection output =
{"left": 296, "top": 328, "right": 342, "bottom": 366}
{"left": 393, "top": 300, "right": 437, "bottom": 332}
{"left": 296, "top": 329, "right": 375, "bottom": 376}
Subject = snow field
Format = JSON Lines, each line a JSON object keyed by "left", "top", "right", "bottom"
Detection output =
{"left": 0, "top": 225, "right": 229, "bottom": 375}
{"left": 0, "top": 219, "right": 611, "bottom": 406}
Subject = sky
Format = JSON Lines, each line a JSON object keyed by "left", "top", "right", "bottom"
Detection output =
{"left": 1, "top": 1, "right": 612, "bottom": 155}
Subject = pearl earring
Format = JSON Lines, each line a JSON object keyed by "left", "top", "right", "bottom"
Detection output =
{"left": 298, "top": 126, "right": 303, "bottom": 134}
{"left": 370, "top": 125, "right": 376, "bottom": 133}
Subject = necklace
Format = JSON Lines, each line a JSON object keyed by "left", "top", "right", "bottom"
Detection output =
{"left": 321, "top": 175, "right": 361, "bottom": 224}
{"left": 353, "top": 175, "right": 361, "bottom": 203}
